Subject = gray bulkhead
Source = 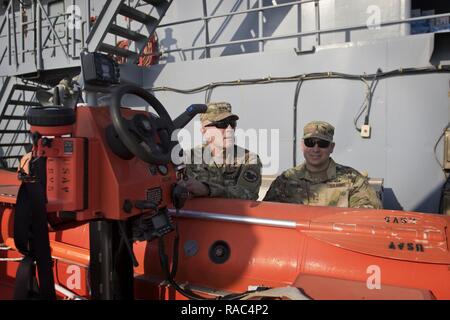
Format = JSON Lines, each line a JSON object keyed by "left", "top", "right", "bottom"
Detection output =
{"left": 0, "top": 0, "right": 448, "bottom": 213}
{"left": 142, "top": 0, "right": 450, "bottom": 213}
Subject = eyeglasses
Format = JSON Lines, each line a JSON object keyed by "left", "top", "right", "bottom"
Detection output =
{"left": 207, "top": 120, "right": 237, "bottom": 129}
{"left": 304, "top": 138, "right": 331, "bottom": 148}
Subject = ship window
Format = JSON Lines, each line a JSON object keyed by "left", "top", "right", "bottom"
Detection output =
{"left": 411, "top": 0, "right": 450, "bottom": 34}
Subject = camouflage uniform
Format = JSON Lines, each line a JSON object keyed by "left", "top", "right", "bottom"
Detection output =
{"left": 185, "top": 102, "right": 262, "bottom": 200}
{"left": 186, "top": 144, "right": 262, "bottom": 200}
{"left": 264, "top": 121, "right": 381, "bottom": 209}
{"left": 37, "top": 76, "right": 79, "bottom": 108}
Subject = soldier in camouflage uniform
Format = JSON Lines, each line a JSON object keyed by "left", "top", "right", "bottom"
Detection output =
{"left": 179, "top": 102, "right": 262, "bottom": 200}
{"left": 36, "top": 76, "right": 80, "bottom": 108}
{"left": 264, "top": 121, "right": 381, "bottom": 208}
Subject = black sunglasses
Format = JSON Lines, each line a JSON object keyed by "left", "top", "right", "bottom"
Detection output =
{"left": 207, "top": 120, "right": 237, "bottom": 129}
{"left": 304, "top": 138, "right": 331, "bottom": 148}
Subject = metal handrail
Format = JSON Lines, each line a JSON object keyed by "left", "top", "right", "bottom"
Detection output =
{"left": 36, "top": 0, "right": 69, "bottom": 58}
{"left": 1, "top": 1, "right": 448, "bottom": 67}
{"left": 0, "top": 0, "right": 11, "bottom": 36}
{"left": 158, "top": 0, "right": 317, "bottom": 28}
{"left": 156, "top": 11, "right": 450, "bottom": 56}
{"left": 0, "top": 18, "right": 71, "bottom": 41}
{"left": 0, "top": 0, "right": 90, "bottom": 72}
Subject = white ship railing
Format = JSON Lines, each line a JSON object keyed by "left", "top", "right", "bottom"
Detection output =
{"left": 153, "top": 0, "right": 450, "bottom": 59}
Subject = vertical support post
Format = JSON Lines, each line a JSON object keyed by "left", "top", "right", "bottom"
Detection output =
{"left": 293, "top": 87, "right": 298, "bottom": 167}
{"left": 11, "top": 0, "right": 19, "bottom": 68}
{"left": 36, "top": 1, "right": 42, "bottom": 70}
{"left": 89, "top": 220, "right": 113, "bottom": 300}
{"left": 297, "top": 0, "right": 302, "bottom": 51}
{"left": 202, "top": 0, "right": 210, "bottom": 59}
{"left": 113, "top": 15, "right": 118, "bottom": 59}
{"left": 66, "top": 2, "right": 70, "bottom": 58}
{"left": 87, "top": 0, "right": 91, "bottom": 32}
{"left": 314, "top": 0, "right": 320, "bottom": 46}
{"left": 81, "top": 21, "right": 85, "bottom": 48}
{"left": 89, "top": 220, "right": 134, "bottom": 300}
{"left": 31, "top": 0, "right": 35, "bottom": 68}
{"left": 19, "top": 0, "right": 24, "bottom": 63}
{"left": 127, "top": 0, "right": 131, "bottom": 31}
{"left": 258, "top": 0, "right": 264, "bottom": 53}
{"left": 72, "top": 0, "right": 76, "bottom": 58}
{"left": 84, "top": 0, "right": 91, "bottom": 49}
{"left": 400, "top": 0, "right": 411, "bottom": 36}
{"left": 7, "top": 4, "right": 11, "bottom": 66}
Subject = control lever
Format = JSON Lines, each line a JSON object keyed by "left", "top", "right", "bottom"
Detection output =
{"left": 134, "top": 200, "right": 157, "bottom": 210}
{"left": 172, "top": 104, "right": 207, "bottom": 129}
{"left": 172, "top": 184, "right": 189, "bottom": 209}
{"left": 117, "top": 221, "right": 139, "bottom": 267}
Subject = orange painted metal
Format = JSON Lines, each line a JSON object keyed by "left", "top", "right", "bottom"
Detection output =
{"left": 36, "top": 138, "right": 86, "bottom": 213}
{"left": 0, "top": 170, "right": 20, "bottom": 205}
{"left": 1, "top": 192, "right": 450, "bottom": 299}
{"left": 3, "top": 198, "right": 449, "bottom": 299}
{"left": 30, "top": 124, "right": 73, "bottom": 137}
{"left": 5, "top": 238, "right": 89, "bottom": 268}
{"left": 136, "top": 199, "right": 450, "bottom": 300}
{"left": 1, "top": 104, "right": 449, "bottom": 300}
{"left": 0, "top": 106, "right": 177, "bottom": 221}
{"left": 66, "top": 106, "right": 176, "bottom": 221}
{"left": 0, "top": 206, "right": 13, "bottom": 242}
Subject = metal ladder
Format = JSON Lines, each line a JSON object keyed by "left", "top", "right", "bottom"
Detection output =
{"left": 0, "top": 78, "right": 44, "bottom": 169}
{"left": 86, "top": 0, "right": 173, "bottom": 64}
{"left": 0, "top": 0, "right": 175, "bottom": 168}
{"left": 0, "top": 0, "right": 173, "bottom": 78}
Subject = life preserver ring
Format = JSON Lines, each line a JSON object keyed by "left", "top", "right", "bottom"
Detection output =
{"left": 114, "top": 34, "right": 159, "bottom": 66}
{"left": 115, "top": 39, "right": 130, "bottom": 64}
{"left": 138, "top": 33, "right": 159, "bottom": 66}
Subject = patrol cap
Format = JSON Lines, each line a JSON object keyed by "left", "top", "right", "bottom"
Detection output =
{"left": 303, "top": 121, "right": 335, "bottom": 142}
{"left": 200, "top": 102, "right": 239, "bottom": 126}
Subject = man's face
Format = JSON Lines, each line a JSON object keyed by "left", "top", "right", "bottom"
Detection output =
{"left": 201, "top": 119, "right": 237, "bottom": 150}
{"left": 301, "top": 138, "right": 335, "bottom": 169}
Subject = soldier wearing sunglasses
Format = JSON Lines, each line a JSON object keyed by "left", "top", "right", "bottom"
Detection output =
{"left": 264, "top": 121, "right": 381, "bottom": 208}
{"left": 179, "top": 102, "right": 262, "bottom": 200}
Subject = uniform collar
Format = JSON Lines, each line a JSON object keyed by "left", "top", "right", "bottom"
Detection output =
{"left": 201, "top": 143, "right": 238, "bottom": 166}
{"left": 298, "top": 158, "right": 336, "bottom": 182}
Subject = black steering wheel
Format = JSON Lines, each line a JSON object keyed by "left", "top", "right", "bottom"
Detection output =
{"left": 110, "top": 85, "right": 176, "bottom": 164}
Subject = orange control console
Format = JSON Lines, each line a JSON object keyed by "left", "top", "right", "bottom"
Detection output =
{"left": 21, "top": 83, "right": 191, "bottom": 224}
{"left": 27, "top": 106, "right": 178, "bottom": 223}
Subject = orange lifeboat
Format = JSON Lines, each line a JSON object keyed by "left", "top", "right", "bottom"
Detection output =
{"left": 0, "top": 82, "right": 448, "bottom": 300}
{"left": 1, "top": 188, "right": 449, "bottom": 300}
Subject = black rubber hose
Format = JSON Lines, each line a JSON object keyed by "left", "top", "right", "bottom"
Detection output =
{"left": 292, "top": 78, "right": 304, "bottom": 167}
{"left": 157, "top": 232, "right": 270, "bottom": 301}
